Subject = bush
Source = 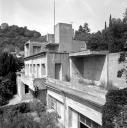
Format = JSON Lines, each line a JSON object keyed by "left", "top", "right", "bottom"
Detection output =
{"left": 29, "top": 99, "right": 46, "bottom": 116}
{"left": 102, "top": 88, "right": 127, "bottom": 128}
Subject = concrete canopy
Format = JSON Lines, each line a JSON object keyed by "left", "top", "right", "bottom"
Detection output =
{"left": 69, "top": 50, "right": 108, "bottom": 57}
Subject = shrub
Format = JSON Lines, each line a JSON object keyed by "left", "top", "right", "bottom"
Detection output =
{"left": 29, "top": 99, "right": 45, "bottom": 116}
{"left": 102, "top": 88, "right": 127, "bottom": 128}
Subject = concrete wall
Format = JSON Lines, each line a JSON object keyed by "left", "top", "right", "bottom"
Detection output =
{"left": 47, "top": 89, "right": 102, "bottom": 128}
{"left": 36, "top": 90, "right": 47, "bottom": 106}
{"left": 70, "top": 53, "right": 127, "bottom": 88}
{"left": 47, "top": 53, "right": 70, "bottom": 81}
{"left": 55, "top": 23, "right": 73, "bottom": 52}
{"left": 108, "top": 53, "right": 127, "bottom": 88}
{"left": 24, "top": 41, "right": 46, "bottom": 57}
{"left": 71, "top": 40, "right": 86, "bottom": 52}
{"left": 17, "top": 76, "right": 33, "bottom": 101}
{"left": 46, "top": 34, "right": 54, "bottom": 43}
{"left": 83, "top": 55, "right": 106, "bottom": 81}
{"left": 70, "top": 55, "right": 107, "bottom": 84}
{"left": 25, "top": 54, "right": 47, "bottom": 78}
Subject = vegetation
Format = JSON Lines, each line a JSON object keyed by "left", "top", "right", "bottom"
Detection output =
{"left": 102, "top": 88, "right": 127, "bottom": 128}
{"left": 74, "top": 8, "right": 127, "bottom": 53}
{"left": 0, "top": 101, "right": 59, "bottom": 128}
{"left": 0, "top": 23, "right": 42, "bottom": 52}
{"left": 0, "top": 51, "right": 24, "bottom": 106}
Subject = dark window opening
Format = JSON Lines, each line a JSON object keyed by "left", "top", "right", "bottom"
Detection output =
{"left": 80, "top": 122, "right": 88, "bottom": 128}
{"left": 25, "top": 85, "right": 29, "bottom": 94}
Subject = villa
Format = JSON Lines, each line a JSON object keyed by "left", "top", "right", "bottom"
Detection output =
{"left": 17, "top": 23, "right": 126, "bottom": 128}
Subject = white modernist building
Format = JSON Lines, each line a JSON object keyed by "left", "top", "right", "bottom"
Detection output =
{"left": 17, "top": 23, "right": 126, "bottom": 128}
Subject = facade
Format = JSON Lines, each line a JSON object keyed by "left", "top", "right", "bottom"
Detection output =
{"left": 17, "top": 23, "right": 127, "bottom": 128}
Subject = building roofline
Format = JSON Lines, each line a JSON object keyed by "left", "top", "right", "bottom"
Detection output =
{"left": 24, "top": 50, "right": 69, "bottom": 60}
{"left": 45, "top": 81, "right": 105, "bottom": 109}
{"left": 69, "top": 50, "right": 109, "bottom": 57}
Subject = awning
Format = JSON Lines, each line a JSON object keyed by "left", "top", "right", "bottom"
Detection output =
{"left": 33, "top": 78, "right": 47, "bottom": 90}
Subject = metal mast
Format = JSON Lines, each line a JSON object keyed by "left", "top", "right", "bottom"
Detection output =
{"left": 54, "top": 0, "right": 55, "bottom": 36}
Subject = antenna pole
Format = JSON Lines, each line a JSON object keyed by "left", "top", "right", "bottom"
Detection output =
{"left": 54, "top": 0, "right": 55, "bottom": 36}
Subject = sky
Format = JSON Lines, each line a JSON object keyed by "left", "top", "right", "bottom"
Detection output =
{"left": 0, "top": 0, "right": 127, "bottom": 35}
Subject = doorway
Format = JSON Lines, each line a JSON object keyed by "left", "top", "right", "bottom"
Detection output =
{"left": 55, "top": 63, "right": 62, "bottom": 80}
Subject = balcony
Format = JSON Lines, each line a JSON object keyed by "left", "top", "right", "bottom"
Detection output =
{"left": 21, "top": 74, "right": 35, "bottom": 90}
{"left": 46, "top": 77, "right": 106, "bottom": 100}
{"left": 21, "top": 73, "right": 47, "bottom": 91}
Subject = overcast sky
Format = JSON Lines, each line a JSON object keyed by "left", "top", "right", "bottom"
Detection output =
{"left": 0, "top": 0, "right": 127, "bottom": 35}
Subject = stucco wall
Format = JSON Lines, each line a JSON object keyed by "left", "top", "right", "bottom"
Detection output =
{"left": 47, "top": 89, "right": 102, "bottom": 128}
{"left": 47, "top": 53, "right": 70, "bottom": 81}
{"left": 36, "top": 90, "right": 47, "bottom": 107}
{"left": 55, "top": 23, "right": 73, "bottom": 52}
{"left": 25, "top": 54, "right": 47, "bottom": 78}
{"left": 83, "top": 55, "right": 106, "bottom": 81}
{"left": 71, "top": 40, "right": 86, "bottom": 52}
{"left": 108, "top": 53, "right": 126, "bottom": 87}
{"left": 70, "top": 55, "right": 107, "bottom": 83}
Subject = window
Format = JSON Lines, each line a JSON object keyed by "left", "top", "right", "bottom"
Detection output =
{"left": 37, "top": 64, "right": 40, "bottom": 77}
{"left": 33, "top": 46, "right": 41, "bottom": 54}
{"left": 25, "top": 85, "right": 29, "bottom": 94}
{"left": 41, "top": 64, "right": 46, "bottom": 76}
{"left": 55, "top": 63, "right": 62, "bottom": 80}
{"left": 79, "top": 114, "right": 101, "bottom": 128}
{"left": 48, "top": 95, "right": 57, "bottom": 110}
{"left": 30, "top": 64, "right": 32, "bottom": 73}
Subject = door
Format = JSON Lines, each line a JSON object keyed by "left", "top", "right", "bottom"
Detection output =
{"left": 55, "top": 63, "right": 62, "bottom": 80}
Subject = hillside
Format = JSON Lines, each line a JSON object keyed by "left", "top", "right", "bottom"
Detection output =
{"left": 0, "top": 23, "right": 43, "bottom": 52}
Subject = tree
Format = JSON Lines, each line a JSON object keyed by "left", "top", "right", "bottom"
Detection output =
{"left": 0, "top": 23, "right": 42, "bottom": 52}
{"left": 0, "top": 51, "right": 24, "bottom": 105}
{"left": 123, "top": 8, "right": 127, "bottom": 24}
{"left": 74, "top": 22, "right": 91, "bottom": 41}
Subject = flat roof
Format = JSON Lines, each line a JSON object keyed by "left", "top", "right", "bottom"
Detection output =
{"left": 24, "top": 50, "right": 69, "bottom": 60}
{"left": 45, "top": 79, "right": 106, "bottom": 107}
{"left": 69, "top": 50, "right": 108, "bottom": 57}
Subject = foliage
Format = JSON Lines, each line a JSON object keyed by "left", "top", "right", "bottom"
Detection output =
{"left": 113, "top": 105, "right": 127, "bottom": 128}
{"left": 0, "top": 78, "right": 14, "bottom": 105}
{"left": 75, "top": 8, "right": 127, "bottom": 53}
{"left": 102, "top": 88, "right": 127, "bottom": 128}
{"left": 39, "top": 111, "right": 60, "bottom": 128}
{"left": 29, "top": 99, "right": 46, "bottom": 116}
{"left": 74, "top": 22, "right": 91, "bottom": 41}
{"left": 0, "top": 23, "right": 41, "bottom": 52}
{"left": 0, "top": 52, "right": 24, "bottom": 77}
{"left": 0, "top": 102, "right": 59, "bottom": 128}
{"left": 0, "top": 51, "right": 24, "bottom": 105}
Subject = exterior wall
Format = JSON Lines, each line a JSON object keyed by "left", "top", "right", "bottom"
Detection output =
{"left": 46, "top": 34, "right": 54, "bottom": 43}
{"left": 17, "top": 73, "right": 23, "bottom": 100}
{"left": 55, "top": 23, "right": 73, "bottom": 52}
{"left": 24, "top": 41, "right": 46, "bottom": 57}
{"left": 108, "top": 53, "right": 127, "bottom": 88}
{"left": 71, "top": 40, "right": 86, "bottom": 52}
{"left": 36, "top": 90, "right": 47, "bottom": 106}
{"left": 47, "top": 53, "right": 70, "bottom": 81}
{"left": 25, "top": 54, "right": 47, "bottom": 78}
{"left": 70, "top": 53, "right": 127, "bottom": 88}
{"left": 47, "top": 89, "right": 102, "bottom": 128}
{"left": 70, "top": 55, "right": 107, "bottom": 85}
{"left": 17, "top": 76, "right": 33, "bottom": 101}
{"left": 83, "top": 56, "right": 106, "bottom": 81}
{"left": 24, "top": 42, "right": 30, "bottom": 57}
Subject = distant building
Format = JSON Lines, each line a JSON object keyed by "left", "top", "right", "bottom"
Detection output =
{"left": 17, "top": 23, "right": 127, "bottom": 128}
{"left": 1, "top": 23, "right": 8, "bottom": 29}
